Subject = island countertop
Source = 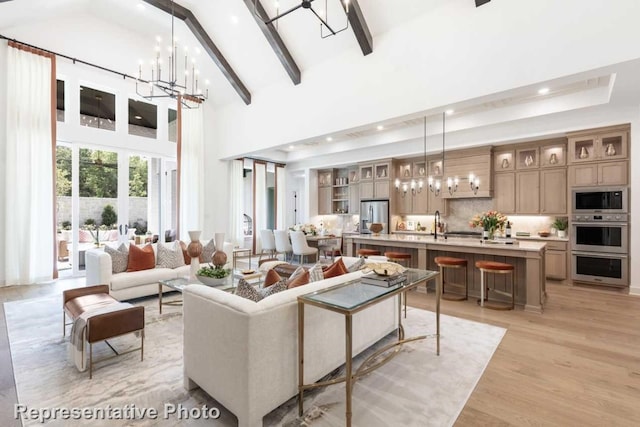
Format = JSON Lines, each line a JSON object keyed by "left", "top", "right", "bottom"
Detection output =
{"left": 348, "top": 234, "right": 547, "bottom": 251}
{"left": 344, "top": 234, "right": 546, "bottom": 313}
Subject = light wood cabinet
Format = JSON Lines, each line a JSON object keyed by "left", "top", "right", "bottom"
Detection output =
{"left": 569, "top": 160, "right": 628, "bottom": 186}
{"left": 318, "top": 170, "right": 333, "bottom": 187}
{"left": 359, "top": 182, "right": 374, "bottom": 199}
{"left": 516, "top": 147, "right": 539, "bottom": 170}
{"left": 540, "top": 169, "right": 567, "bottom": 214}
{"left": 428, "top": 189, "right": 446, "bottom": 215}
{"left": 349, "top": 185, "right": 360, "bottom": 214}
{"left": 318, "top": 186, "right": 331, "bottom": 215}
{"left": 515, "top": 171, "right": 540, "bottom": 214}
{"left": 494, "top": 173, "right": 516, "bottom": 213}
{"left": 374, "top": 181, "right": 390, "bottom": 199}
{"left": 359, "top": 164, "right": 374, "bottom": 181}
{"left": 540, "top": 144, "right": 566, "bottom": 168}
{"left": 568, "top": 129, "right": 628, "bottom": 163}
{"left": 395, "top": 187, "right": 413, "bottom": 214}
{"left": 413, "top": 188, "right": 428, "bottom": 213}
{"left": 494, "top": 150, "right": 515, "bottom": 172}
{"left": 545, "top": 240, "right": 568, "bottom": 280}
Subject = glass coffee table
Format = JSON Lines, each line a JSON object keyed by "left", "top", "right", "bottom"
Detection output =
{"left": 297, "top": 268, "right": 440, "bottom": 427}
{"left": 158, "top": 271, "right": 264, "bottom": 314}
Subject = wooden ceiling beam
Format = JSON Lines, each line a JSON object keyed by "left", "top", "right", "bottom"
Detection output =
{"left": 143, "top": 0, "right": 252, "bottom": 105}
{"left": 242, "top": 0, "right": 301, "bottom": 85}
{"left": 341, "top": 0, "right": 373, "bottom": 56}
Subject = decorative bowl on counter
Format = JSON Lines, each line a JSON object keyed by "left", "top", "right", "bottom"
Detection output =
{"left": 537, "top": 231, "right": 551, "bottom": 237}
{"left": 368, "top": 223, "right": 384, "bottom": 235}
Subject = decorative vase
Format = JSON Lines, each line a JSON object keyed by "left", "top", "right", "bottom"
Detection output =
{"left": 549, "top": 153, "right": 558, "bottom": 165}
{"left": 579, "top": 146, "right": 589, "bottom": 159}
{"left": 212, "top": 232, "right": 227, "bottom": 268}
{"left": 187, "top": 230, "right": 203, "bottom": 280}
{"left": 524, "top": 155, "right": 533, "bottom": 166}
{"left": 488, "top": 227, "right": 496, "bottom": 240}
{"left": 557, "top": 230, "right": 566, "bottom": 238}
{"left": 501, "top": 158, "right": 510, "bottom": 169}
{"left": 605, "top": 143, "right": 616, "bottom": 156}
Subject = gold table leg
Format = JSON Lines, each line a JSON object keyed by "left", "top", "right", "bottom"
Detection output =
{"left": 345, "top": 313, "right": 353, "bottom": 427}
{"left": 298, "top": 301, "right": 305, "bottom": 417}
{"left": 158, "top": 283, "right": 163, "bottom": 314}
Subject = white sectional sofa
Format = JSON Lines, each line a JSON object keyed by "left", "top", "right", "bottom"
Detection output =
{"left": 182, "top": 258, "right": 399, "bottom": 427}
{"left": 85, "top": 241, "right": 234, "bottom": 301}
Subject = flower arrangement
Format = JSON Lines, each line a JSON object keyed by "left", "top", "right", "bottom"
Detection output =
{"left": 290, "top": 223, "right": 317, "bottom": 236}
{"left": 469, "top": 210, "right": 508, "bottom": 236}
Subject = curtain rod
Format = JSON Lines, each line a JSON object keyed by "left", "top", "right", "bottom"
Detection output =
{"left": 0, "top": 34, "right": 147, "bottom": 84}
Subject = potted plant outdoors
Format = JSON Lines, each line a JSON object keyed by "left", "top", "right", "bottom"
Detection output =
{"left": 196, "top": 264, "right": 232, "bottom": 286}
{"left": 552, "top": 217, "right": 568, "bottom": 238}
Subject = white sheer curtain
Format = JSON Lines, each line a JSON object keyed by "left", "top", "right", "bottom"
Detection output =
{"left": 4, "top": 45, "right": 54, "bottom": 285}
{"left": 179, "top": 107, "right": 204, "bottom": 239}
{"left": 254, "top": 162, "right": 267, "bottom": 254}
{"left": 229, "top": 159, "right": 244, "bottom": 247}
{"left": 276, "top": 165, "right": 286, "bottom": 230}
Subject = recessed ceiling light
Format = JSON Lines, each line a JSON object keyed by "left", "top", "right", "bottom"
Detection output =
{"left": 230, "top": 15, "right": 239, "bottom": 24}
{"left": 288, "top": 145, "right": 295, "bottom": 150}
{"left": 538, "top": 87, "right": 550, "bottom": 95}
{"left": 137, "top": 3, "right": 145, "bottom": 11}
{"left": 377, "top": 125, "right": 384, "bottom": 131}
{"left": 326, "top": 137, "right": 333, "bottom": 142}
{"left": 135, "top": 115, "right": 142, "bottom": 120}
{"left": 445, "top": 109, "right": 454, "bottom": 115}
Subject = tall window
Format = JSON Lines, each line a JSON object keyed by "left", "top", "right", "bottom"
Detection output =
{"left": 79, "top": 86, "right": 115, "bottom": 131}
{"left": 168, "top": 108, "right": 177, "bottom": 143}
{"left": 56, "top": 80, "right": 64, "bottom": 122}
{"left": 129, "top": 99, "right": 157, "bottom": 139}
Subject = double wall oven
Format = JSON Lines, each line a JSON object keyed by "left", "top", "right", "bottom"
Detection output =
{"left": 571, "top": 187, "right": 629, "bottom": 287}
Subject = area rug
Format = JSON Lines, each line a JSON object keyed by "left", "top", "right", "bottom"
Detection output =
{"left": 4, "top": 295, "right": 505, "bottom": 426}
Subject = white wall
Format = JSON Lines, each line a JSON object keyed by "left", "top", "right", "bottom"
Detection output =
{"left": 212, "top": 0, "right": 640, "bottom": 158}
{"left": 0, "top": 41, "right": 7, "bottom": 285}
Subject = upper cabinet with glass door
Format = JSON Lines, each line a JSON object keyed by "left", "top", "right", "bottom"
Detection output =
{"left": 568, "top": 126, "right": 628, "bottom": 163}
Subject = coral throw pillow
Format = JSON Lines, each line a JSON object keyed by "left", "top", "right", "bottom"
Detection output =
{"left": 263, "top": 269, "right": 282, "bottom": 288}
{"left": 323, "top": 258, "right": 348, "bottom": 279}
{"left": 287, "top": 270, "right": 310, "bottom": 289}
{"left": 127, "top": 244, "right": 156, "bottom": 272}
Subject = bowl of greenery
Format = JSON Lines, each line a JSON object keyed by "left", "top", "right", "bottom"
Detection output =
{"left": 197, "top": 264, "right": 231, "bottom": 286}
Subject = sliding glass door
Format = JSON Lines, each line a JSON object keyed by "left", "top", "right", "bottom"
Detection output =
{"left": 56, "top": 143, "right": 175, "bottom": 277}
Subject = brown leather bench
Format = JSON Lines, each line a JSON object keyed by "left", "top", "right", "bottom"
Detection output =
{"left": 63, "top": 285, "right": 145, "bottom": 378}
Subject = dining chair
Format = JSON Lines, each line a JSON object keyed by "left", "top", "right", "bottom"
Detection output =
{"left": 259, "top": 229, "right": 277, "bottom": 261}
{"left": 319, "top": 237, "right": 342, "bottom": 261}
{"left": 289, "top": 230, "right": 318, "bottom": 265}
{"left": 274, "top": 229, "right": 293, "bottom": 262}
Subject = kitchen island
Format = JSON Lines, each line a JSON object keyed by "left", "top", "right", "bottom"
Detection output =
{"left": 344, "top": 234, "right": 546, "bottom": 313}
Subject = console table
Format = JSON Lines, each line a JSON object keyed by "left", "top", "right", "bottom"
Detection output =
{"left": 297, "top": 268, "right": 440, "bottom": 426}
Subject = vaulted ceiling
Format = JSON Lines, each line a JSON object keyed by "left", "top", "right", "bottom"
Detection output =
{"left": 2, "top": 0, "right": 640, "bottom": 166}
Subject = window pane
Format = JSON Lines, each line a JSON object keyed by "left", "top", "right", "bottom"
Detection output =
{"left": 56, "top": 80, "right": 65, "bottom": 122}
{"left": 80, "top": 86, "right": 115, "bottom": 131}
{"left": 56, "top": 145, "right": 72, "bottom": 271}
{"left": 129, "top": 99, "right": 157, "bottom": 139}
{"left": 168, "top": 109, "right": 177, "bottom": 142}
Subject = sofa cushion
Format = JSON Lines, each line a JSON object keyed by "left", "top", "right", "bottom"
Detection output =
{"left": 111, "top": 268, "right": 177, "bottom": 291}
{"left": 235, "top": 278, "right": 287, "bottom": 302}
{"left": 105, "top": 243, "right": 129, "bottom": 274}
{"left": 127, "top": 244, "right": 155, "bottom": 272}
{"left": 174, "top": 265, "right": 191, "bottom": 278}
{"left": 287, "top": 270, "right": 310, "bottom": 288}
{"left": 157, "top": 242, "right": 185, "bottom": 269}
{"left": 308, "top": 263, "right": 325, "bottom": 282}
{"left": 263, "top": 269, "right": 282, "bottom": 288}
{"left": 323, "top": 258, "right": 348, "bottom": 279}
{"left": 347, "top": 257, "right": 366, "bottom": 273}
{"left": 201, "top": 239, "right": 215, "bottom": 263}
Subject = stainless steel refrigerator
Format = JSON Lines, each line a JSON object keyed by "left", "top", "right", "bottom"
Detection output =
{"left": 360, "top": 200, "right": 390, "bottom": 234}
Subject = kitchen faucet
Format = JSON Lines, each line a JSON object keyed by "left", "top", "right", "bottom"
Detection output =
{"left": 434, "top": 210, "right": 440, "bottom": 240}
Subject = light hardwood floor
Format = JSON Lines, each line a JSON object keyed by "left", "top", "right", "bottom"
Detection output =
{"left": 1, "top": 277, "right": 639, "bottom": 426}
{"left": 409, "top": 283, "right": 640, "bottom": 426}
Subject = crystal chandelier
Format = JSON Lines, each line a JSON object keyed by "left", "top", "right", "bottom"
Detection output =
{"left": 136, "top": 0, "right": 208, "bottom": 108}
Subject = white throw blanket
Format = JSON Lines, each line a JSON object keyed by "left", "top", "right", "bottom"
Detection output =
{"left": 68, "top": 302, "right": 134, "bottom": 372}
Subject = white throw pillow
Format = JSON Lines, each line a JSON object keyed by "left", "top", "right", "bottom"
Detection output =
{"left": 308, "top": 264, "right": 325, "bottom": 282}
{"left": 105, "top": 243, "right": 128, "bottom": 274}
{"left": 156, "top": 242, "right": 186, "bottom": 269}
